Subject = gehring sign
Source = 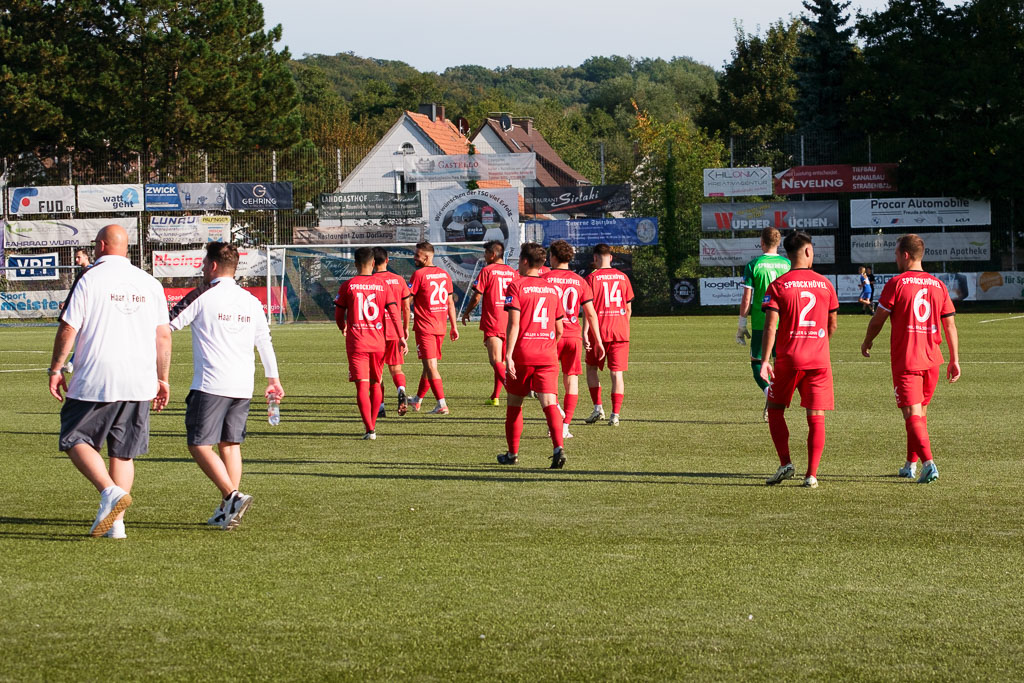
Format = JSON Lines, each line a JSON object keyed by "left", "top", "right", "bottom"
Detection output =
{"left": 703, "top": 167, "right": 772, "bottom": 197}
{"left": 225, "top": 182, "right": 293, "bottom": 211}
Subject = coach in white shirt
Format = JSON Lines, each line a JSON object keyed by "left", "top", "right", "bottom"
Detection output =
{"left": 168, "top": 242, "right": 283, "bottom": 531}
{"left": 48, "top": 224, "right": 172, "bottom": 539}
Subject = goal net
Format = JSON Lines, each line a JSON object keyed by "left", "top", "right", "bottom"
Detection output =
{"left": 265, "top": 242, "right": 490, "bottom": 324}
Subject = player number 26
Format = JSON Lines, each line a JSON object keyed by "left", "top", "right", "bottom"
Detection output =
{"left": 429, "top": 281, "right": 449, "bottom": 306}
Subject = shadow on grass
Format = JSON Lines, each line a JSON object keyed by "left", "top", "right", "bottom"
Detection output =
{"left": 0, "top": 516, "right": 205, "bottom": 541}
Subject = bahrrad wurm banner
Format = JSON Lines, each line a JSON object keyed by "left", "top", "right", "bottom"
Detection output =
{"left": 850, "top": 198, "right": 991, "bottom": 227}
{"left": 145, "top": 183, "right": 227, "bottom": 211}
{"left": 147, "top": 215, "right": 231, "bottom": 243}
{"left": 525, "top": 218, "right": 659, "bottom": 247}
{"left": 850, "top": 232, "right": 991, "bottom": 262}
{"left": 701, "top": 200, "right": 839, "bottom": 231}
{"left": 428, "top": 187, "right": 519, "bottom": 244}
{"left": 703, "top": 167, "right": 772, "bottom": 197}
{"left": 153, "top": 249, "right": 283, "bottom": 278}
{"left": 7, "top": 186, "right": 76, "bottom": 215}
{"left": 4, "top": 218, "right": 139, "bottom": 247}
{"left": 77, "top": 184, "right": 144, "bottom": 212}
{"left": 404, "top": 154, "right": 536, "bottom": 183}
{"left": 700, "top": 235, "right": 835, "bottom": 266}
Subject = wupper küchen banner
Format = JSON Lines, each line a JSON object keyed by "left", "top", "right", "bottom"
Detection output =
{"left": 524, "top": 185, "right": 631, "bottom": 215}
{"left": 703, "top": 167, "right": 772, "bottom": 197}
{"left": 403, "top": 154, "right": 536, "bottom": 182}
{"left": 774, "top": 164, "right": 898, "bottom": 195}
{"left": 850, "top": 197, "right": 991, "bottom": 227}
{"left": 701, "top": 200, "right": 839, "bottom": 231}
{"left": 318, "top": 192, "right": 422, "bottom": 220}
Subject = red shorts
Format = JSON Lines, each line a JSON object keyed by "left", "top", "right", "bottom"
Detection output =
{"left": 348, "top": 350, "right": 384, "bottom": 383}
{"left": 383, "top": 339, "right": 404, "bottom": 366}
{"left": 586, "top": 340, "right": 629, "bottom": 371}
{"left": 557, "top": 337, "right": 583, "bottom": 376}
{"left": 416, "top": 333, "right": 444, "bottom": 360}
{"left": 481, "top": 325, "right": 506, "bottom": 340}
{"left": 506, "top": 363, "right": 558, "bottom": 397}
{"left": 893, "top": 366, "right": 940, "bottom": 408}
{"left": 767, "top": 362, "right": 834, "bottom": 410}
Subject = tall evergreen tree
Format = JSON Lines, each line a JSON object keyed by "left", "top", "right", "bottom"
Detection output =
{"left": 793, "top": 0, "right": 857, "bottom": 135}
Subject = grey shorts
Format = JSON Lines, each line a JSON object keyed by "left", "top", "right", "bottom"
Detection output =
{"left": 59, "top": 398, "right": 150, "bottom": 459}
{"left": 185, "top": 390, "right": 250, "bottom": 446}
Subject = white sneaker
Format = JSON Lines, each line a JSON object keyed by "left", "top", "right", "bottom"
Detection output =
{"left": 428, "top": 403, "right": 450, "bottom": 415}
{"left": 917, "top": 461, "right": 939, "bottom": 484}
{"left": 802, "top": 475, "right": 819, "bottom": 489}
{"left": 608, "top": 413, "right": 620, "bottom": 427}
{"left": 766, "top": 463, "right": 795, "bottom": 486}
{"left": 90, "top": 486, "right": 132, "bottom": 537}
{"left": 220, "top": 491, "right": 252, "bottom": 531}
{"left": 898, "top": 462, "right": 917, "bottom": 479}
{"left": 104, "top": 520, "right": 126, "bottom": 539}
{"left": 207, "top": 502, "right": 226, "bottom": 526}
{"left": 562, "top": 423, "right": 573, "bottom": 439}
{"left": 584, "top": 406, "right": 605, "bottom": 424}
{"left": 409, "top": 396, "right": 422, "bottom": 412}
{"left": 362, "top": 431, "right": 377, "bottom": 440}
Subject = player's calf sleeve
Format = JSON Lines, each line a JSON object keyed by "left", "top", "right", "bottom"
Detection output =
{"left": 356, "top": 383, "right": 373, "bottom": 432}
{"left": 429, "top": 378, "right": 445, "bottom": 400}
{"left": 370, "top": 383, "right": 383, "bottom": 431}
{"left": 394, "top": 373, "right": 407, "bottom": 392}
{"left": 806, "top": 414, "right": 825, "bottom": 478}
{"left": 611, "top": 392, "right": 624, "bottom": 415}
{"left": 752, "top": 361, "right": 769, "bottom": 391}
{"left": 589, "top": 386, "right": 602, "bottom": 407}
{"left": 563, "top": 393, "right": 578, "bottom": 425}
{"left": 491, "top": 364, "right": 505, "bottom": 399}
{"left": 905, "top": 418, "right": 920, "bottom": 464}
{"left": 908, "top": 415, "right": 933, "bottom": 461}
{"left": 416, "top": 375, "right": 429, "bottom": 400}
{"left": 505, "top": 405, "right": 523, "bottom": 453}
{"left": 543, "top": 404, "right": 564, "bottom": 448}
{"left": 767, "top": 408, "right": 791, "bottom": 465}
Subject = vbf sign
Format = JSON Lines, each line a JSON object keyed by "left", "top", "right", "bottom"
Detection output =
{"left": 6, "top": 252, "right": 60, "bottom": 280}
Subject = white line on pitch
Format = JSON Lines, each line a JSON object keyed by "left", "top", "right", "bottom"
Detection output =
{"left": 979, "top": 315, "right": 1024, "bottom": 324}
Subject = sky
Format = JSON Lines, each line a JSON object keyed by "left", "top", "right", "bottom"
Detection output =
{"left": 260, "top": 0, "right": 961, "bottom": 72}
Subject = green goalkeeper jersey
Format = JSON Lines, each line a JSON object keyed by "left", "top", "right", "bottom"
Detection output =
{"left": 743, "top": 253, "right": 791, "bottom": 330}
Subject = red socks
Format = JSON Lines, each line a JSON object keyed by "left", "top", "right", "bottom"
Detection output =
{"left": 416, "top": 375, "right": 429, "bottom": 400}
{"left": 505, "top": 405, "right": 523, "bottom": 453}
{"left": 562, "top": 393, "right": 578, "bottom": 425}
{"left": 393, "top": 372, "right": 407, "bottom": 391}
{"left": 806, "top": 414, "right": 825, "bottom": 478}
{"left": 767, "top": 408, "right": 791, "bottom": 466}
{"left": 907, "top": 415, "right": 932, "bottom": 462}
{"left": 491, "top": 362, "right": 506, "bottom": 400}
{"left": 429, "top": 378, "right": 445, "bottom": 400}
{"left": 611, "top": 392, "right": 624, "bottom": 414}
{"left": 370, "top": 382, "right": 383, "bottom": 430}
{"left": 356, "top": 382, "right": 373, "bottom": 433}
{"left": 543, "top": 404, "right": 564, "bottom": 448}
{"left": 589, "top": 386, "right": 602, "bottom": 406}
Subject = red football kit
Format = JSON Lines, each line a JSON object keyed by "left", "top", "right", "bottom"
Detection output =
{"left": 473, "top": 262, "right": 518, "bottom": 339}
{"left": 375, "top": 269, "right": 411, "bottom": 366}
{"left": 409, "top": 266, "right": 453, "bottom": 360}
{"left": 877, "top": 271, "right": 956, "bottom": 407}
{"left": 503, "top": 277, "right": 564, "bottom": 396}
{"left": 543, "top": 268, "right": 593, "bottom": 376}
{"left": 334, "top": 275, "right": 397, "bottom": 382}
{"left": 761, "top": 268, "right": 839, "bottom": 410}
{"left": 585, "top": 268, "right": 634, "bottom": 371}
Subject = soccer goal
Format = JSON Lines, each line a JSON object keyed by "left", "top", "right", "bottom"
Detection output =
{"left": 263, "top": 242, "right": 490, "bottom": 324}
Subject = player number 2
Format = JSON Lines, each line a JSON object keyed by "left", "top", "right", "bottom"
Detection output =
{"left": 533, "top": 304, "right": 549, "bottom": 329}
{"left": 602, "top": 281, "right": 622, "bottom": 307}
{"left": 356, "top": 292, "right": 379, "bottom": 321}
{"left": 913, "top": 288, "right": 931, "bottom": 322}
{"left": 429, "top": 281, "right": 448, "bottom": 306}
{"left": 798, "top": 291, "right": 816, "bottom": 327}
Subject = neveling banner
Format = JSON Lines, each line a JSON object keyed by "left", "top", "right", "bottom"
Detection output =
{"left": 774, "top": 164, "right": 898, "bottom": 195}
{"left": 524, "top": 185, "right": 631, "bottom": 215}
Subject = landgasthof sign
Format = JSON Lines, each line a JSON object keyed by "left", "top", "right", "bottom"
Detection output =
{"left": 0, "top": 290, "right": 71, "bottom": 318}
{"left": 850, "top": 197, "right": 991, "bottom": 227}
{"left": 226, "top": 182, "right": 293, "bottom": 210}
{"left": 153, "top": 249, "right": 283, "bottom": 278}
{"left": 318, "top": 192, "right": 422, "bottom": 220}
{"left": 774, "top": 164, "right": 898, "bottom": 195}
{"left": 700, "top": 236, "right": 835, "bottom": 266}
{"left": 5, "top": 252, "right": 60, "bottom": 280}
{"left": 7, "top": 186, "right": 76, "bottom": 215}
{"left": 403, "top": 153, "right": 537, "bottom": 183}
{"left": 703, "top": 167, "right": 772, "bottom": 197}
{"left": 524, "top": 185, "right": 631, "bottom": 215}
{"left": 701, "top": 200, "right": 839, "bottom": 231}
{"left": 77, "top": 184, "right": 144, "bottom": 212}
{"left": 147, "top": 215, "right": 231, "bottom": 243}
{"left": 4, "top": 218, "right": 139, "bottom": 247}
{"left": 850, "top": 232, "right": 991, "bottom": 262}
{"left": 525, "top": 218, "right": 658, "bottom": 247}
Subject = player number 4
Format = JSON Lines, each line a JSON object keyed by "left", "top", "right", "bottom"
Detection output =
{"left": 533, "top": 304, "right": 549, "bottom": 329}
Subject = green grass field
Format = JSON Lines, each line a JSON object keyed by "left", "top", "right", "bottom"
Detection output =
{"left": 1, "top": 314, "right": 1022, "bottom": 680}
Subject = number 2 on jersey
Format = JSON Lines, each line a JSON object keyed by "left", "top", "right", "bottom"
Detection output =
{"left": 798, "top": 291, "right": 816, "bottom": 327}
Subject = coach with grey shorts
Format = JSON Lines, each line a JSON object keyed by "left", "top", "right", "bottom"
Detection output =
{"left": 48, "top": 224, "right": 172, "bottom": 539}
{"left": 168, "top": 242, "right": 283, "bottom": 531}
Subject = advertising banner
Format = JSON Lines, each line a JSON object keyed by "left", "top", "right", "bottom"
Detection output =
{"left": 144, "top": 183, "right": 227, "bottom": 211}
{"left": 7, "top": 186, "right": 76, "bottom": 215}
{"left": 850, "top": 198, "right": 991, "bottom": 227}
{"left": 293, "top": 224, "right": 425, "bottom": 245}
{"left": 0, "top": 290, "right": 70, "bottom": 318}
{"left": 77, "top": 184, "right": 144, "bottom": 213}
{"left": 318, "top": 192, "right": 422, "bottom": 220}
{"left": 404, "top": 153, "right": 537, "bottom": 183}
{"left": 703, "top": 167, "right": 772, "bottom": 197}
{"left": 524, "top": 185, "right": 631, "bottom": 215}
{"left": 428, "top": 187, "right": 519, "bottom": 243}
{"left": 850, "top": 232, "right": 990, "bottom": 262}
{"left": 525, "top": 217, "right": 659, "bottom": 247}
{"left": 148, "top": 215, "right": 231, "bottom": 243}
{"left": 153, "top": 249, "right": 282, "bottom": 278}
{"left": 670, "top": 278, "right": 698, "bottom": 308}
{"left": 975, "top": 272, "right": 1024, "bottom": 300}
{"left": 700, "top": 235, "right": 835, "bottom": 266}
{"left": 701, "top": 200, "right": 839, "bottom": 231}
{"left": 5, "top": 252, "right": 59, "bottom": 280}
{"left": 4, "top": 218, "right": 139, "bottom": 247}
{"left": 699, "top": 277, "right": 745, "bottom": 306}
{"left": 774, "top": 164, "right": 898, "bottom": 195}
{"left": 226, "top": 182, "right": 293, "bottom": 211}
{"left": 164, "top": 286, "right": 283, "bottom": 315}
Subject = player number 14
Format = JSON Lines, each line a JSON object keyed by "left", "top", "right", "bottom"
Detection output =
{"left": 602, "top": 280, "right": 622, "bottom": 307}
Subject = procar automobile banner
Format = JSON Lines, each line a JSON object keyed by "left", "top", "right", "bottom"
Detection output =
{"left": 4, "top": 218, "right": 139, "bottom": 247}
{"left": 700, "top": 236, "right": 835, "bottom": 266}
{"left": 144, "top": 183, "right": 227, "bottom": 211}
{"left": 147, "top": 215, "right": 231, "bottom": 243}
{"left": 774, "top": 164, "right": 898, "bottom": 195}
{"left": 318, "top": 192, "right": 422, "bottom": 220}
{"left": 850, "top": 232, "right": 991, "bottom": 262}
{"left": 7, "top": 186, "right": 76, "bottom": 215}
{"left": 226, "top": 182, "right": 293, "bottom": 211}
{"left": 293, "top": 224, "right": 426, "bottom": 245}
{"left": 703, "top": 167, "right": 772, "bottom": 197}
{"left": 77, "top": 184, "right": 144, "bottom": 213}
{"left": 404, "top": 153, "right": 537, "bottom": 182}
{"left": 524, "top": 185, "right": 631, "bottom": 215}
{"left": 428, "top": 187, "right": 518, "bottom": 243}
{"left": 850, "top": 197, "right": 991, "bottom": 227}
{"left": 525, "top": 218, "right": 659, "bottom": 247}
{"left": 153, "top": 249, "right": 283, "bottom": 278}
{"left": 0, "top": 290, "right": 70, "bottom": 318}
{"left": 5, "top": 252, "right": 59, "bottom": 280}
{"left": 701, "top": 200, "right": 839, "bottom": 231}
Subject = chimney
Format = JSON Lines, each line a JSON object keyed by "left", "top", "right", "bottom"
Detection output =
{"left": 437, "top": 105, "right": 445, "bottom": 121}
{"left": 418, "top": 103, "right": 444, "bottom": 122}
{"left": 513, "top": 117, "right": 532, "bottom": 134}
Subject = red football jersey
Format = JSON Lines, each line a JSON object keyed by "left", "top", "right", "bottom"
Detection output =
{"left": 334, "top": 275, "right": 397, "bottom": 354}
{"left": 374, "top": 269, "right": 410, "bottom": 341}
{"left": 504, "top": 277, "right": 564, "bottom": 366}
{"left": 878, "top": 271, "right": 955, "bottom": 373}
{"left": 472, "top": 262, "right": 518, "bottom": 337}
{"left": 409, "top": 266, "right": 453, "bottom": 336}
{"left": 762, "top": 268, "right": 838, "bottom": 369}
{"left": 586, "top": 268, "right": 634, "bottom": 342}
{"left": 542, "top": 268, "right": 593, "bottom": 340}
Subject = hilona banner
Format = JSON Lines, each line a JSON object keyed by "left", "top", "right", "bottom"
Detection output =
{"left": 147, "top": 215, "right": 231, "bottom": 243}
{"left": 774, "top": 164, "right": 898, "bottom": 195}
{"left": 7, "top": 186, "right": 76, "bottom": 215}
{"left": 850, "top": 232, "right": 990, "bottom": 262}
{"left": 701, "top": 200, "right": 839, "bottom": 231}
{"left": 700, "top": 235, "right": 836, "bottom": 267}
{"left": 145, "top": 183, "right": 227, "bottom": 211}
{"left": 404, "top": 153, "right": 537, "bottom": 183}
{"left": 319, "top": 192, "right": 422, "bottom": 220}
{"left": 4, "top": 218, "right": 139, "bottom": 247}
{"left": 523, "top": 185, "right": 631, "bottom": 215}
{"left": 703, "top": 167, "right": 772, "bottom": 197}
{"left": 850, "top": 197, "right": 991, "bottom": 227}
{"left": 153, "top": 249, "right": 283, "bottom": 278}
{"left": 77, "top": 184, "right": 145, "bottom": 213}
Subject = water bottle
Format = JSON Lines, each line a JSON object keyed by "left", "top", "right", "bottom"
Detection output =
{"left": 267, "top": 393, "right": 281, "bottom": 426}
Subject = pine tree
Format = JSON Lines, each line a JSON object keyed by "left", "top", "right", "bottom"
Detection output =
{"left": 793, "top": 0, "right": 858, "bottom": 135}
